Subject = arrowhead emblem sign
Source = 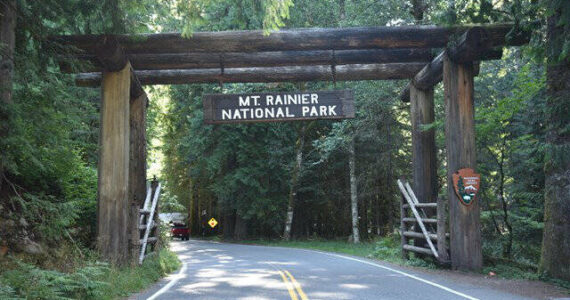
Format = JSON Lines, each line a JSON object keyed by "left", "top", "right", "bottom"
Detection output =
{"left": 208, "top": 218, "right": 218, "bottom": 228}
{"left": 452, "top": 168, "right": 481, "bottom": 206}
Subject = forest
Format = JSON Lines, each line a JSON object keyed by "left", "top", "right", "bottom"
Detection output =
{"left": 0, "top": 0, "right": 569, "bottom": 298}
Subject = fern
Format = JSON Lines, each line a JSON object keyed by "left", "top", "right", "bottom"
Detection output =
{"left": 1, "top": 259, "right": 109, "bottom": 300}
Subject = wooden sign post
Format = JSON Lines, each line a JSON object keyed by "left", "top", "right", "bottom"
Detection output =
{"left": 203, "top": 90, "right": 354, "bottom": 124}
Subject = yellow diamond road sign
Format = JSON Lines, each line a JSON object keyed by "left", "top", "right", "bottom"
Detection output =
{"left": 208, "top": 218, "right": 218, "bottom": 228}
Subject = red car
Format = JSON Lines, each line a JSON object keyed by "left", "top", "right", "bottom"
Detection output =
{"left": 171, "top": 223, "right": 190, "bottom": 240}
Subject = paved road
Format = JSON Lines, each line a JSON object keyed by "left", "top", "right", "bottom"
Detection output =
{"left": 134, "top": 240, "right": 538, "bottom": 300}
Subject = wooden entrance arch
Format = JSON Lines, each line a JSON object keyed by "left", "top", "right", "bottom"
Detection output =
{"left": 52, "top": 23, "right": 529, "bottom": 269}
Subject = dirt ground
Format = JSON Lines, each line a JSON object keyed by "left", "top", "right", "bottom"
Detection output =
{"left": 421, "top": 268, "right": 570, "bottom": 299}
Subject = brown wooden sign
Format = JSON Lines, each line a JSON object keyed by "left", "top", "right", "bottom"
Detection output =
{"left": 203, "top": 90, "right": 354, "bottom": 124}
{"left": 452, "top": 168, "right": 481, "bottom": 206}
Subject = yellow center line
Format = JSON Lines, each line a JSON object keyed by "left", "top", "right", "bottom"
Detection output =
{"left": 284, "top": 270, "right": 309, "bottom": 300}
{"left": 278, "top": 270, "right": 298, "bottom": 300}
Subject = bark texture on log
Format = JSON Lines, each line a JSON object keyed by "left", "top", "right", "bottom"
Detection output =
{"left": 76, "top": 63, "right": 425, "bottom": 86}
{"left": 446, "top": 27, "right": 491, "bottom": 63}
{"left": 539, "top": 10, "right": 570, "bottom": 281}
{"left": 97, "top": 63, "right": 131, "bottom": 266}
{"left": 129, "top": 67, "right": 144, "bottom": 99}
{"left": 400, "top": 50, "right": 500, "bottom": 102}
{"left": 443, "top": 54, "right": 482, "bottom": 271}
{"left": 128, "top": 92, "right": 147, "bottom": 264}
{"left": 95, "top": 36, "right": 128, "bottom": 72}
{"left": 400, "top": 27, "right": 504, "bottom": 103}
{"left": 53, "top": 23, "right": 528, "bottom": 54}
{"left": 437, "top": 197, "right": 449, "bottom": 261}
{"left": 410, "top": 86, "right": 437, "bottom": 204}
{"left": 64, "top": 49, "right": 434, "bottom": 72}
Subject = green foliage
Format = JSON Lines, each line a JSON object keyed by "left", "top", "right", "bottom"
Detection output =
{"left": 160, "top": 187, "right": 187, "bottom": 213}
{"left": 1, "top": 260, "right": 108, "bottom": 300}
{"left": 96, "top": 249, "right": 181, "bottom": 299}
{"left": 262, "top": 0, "right": 294, "bottom": 33}
{"left": 243, "top": 238, "right": 380, "bottom": 258}
{"left": 160, "top": 0, "right": 293, "bottom": 36}
{"left": 542, "top": 0, "right": 570, "bottom": 62}
{"left": 245, "top": 235, "right": 437, "bottom": 269}
{"left": 0, "top": 249, "right": 180, "bottom": 300}
{"left": 474, "top": 54, "right": 548, "bottom": 264}
{"left": 371, "top": 234, "right": 401, "bottom": 260}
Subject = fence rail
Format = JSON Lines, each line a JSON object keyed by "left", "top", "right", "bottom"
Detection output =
{"left": 139, "top": 182, "right": 161, "bottom": 264}
{"left": 398, "top": 179, "right": 449, "bottom": 263}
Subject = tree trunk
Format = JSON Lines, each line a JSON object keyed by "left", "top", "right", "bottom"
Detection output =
{"left": 385, "top": 116, "right": 394, "bottom": 231}
{"left": 234, "top": 214, "right": 247, "bottom": 240}
{"left": 0, "top": 0, "right": 15, "bottom": 104}
{"left": 0, "top": 0, "right": 15, "bottom": 189}
{"left": 411, "top": 0, "right": 426, "bottom": 24}
{"left": 223, "top": 209, "right": 235, "bottom": 240}
{"left": 349, "top": 138, "right": 360, "bottom": 243}
{"left": 497, "top": 142, "right": 512, "bottom": 258}
{"left": 283, "top": 124, "right": 306, "bottom": 240}
{"left": 540, "top": 8, "right": 570, "bottom": 281}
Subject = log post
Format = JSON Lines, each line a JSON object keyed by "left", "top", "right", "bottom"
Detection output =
{"left": 400, "top": 194, "right": 408, "bottom": 259}
{"left": 129, "top": 91, "right": 147, "bottom": 265}
{"left": 151, "top": 177, "right": 159, "bottom": 251}
{"left": 410, "top": 85, "right": 437, "bottom": 204}
{"left": 443, "top": 54, "right": 482, "bottom": 271}
{"left": 410, "top": 85, "right": 437, "bottom": 249}
{"left": 97, "top": 62, "right": 131, "bottom": 265}
{"left": 437, "top": 197, "right": 449, "bottom": 262}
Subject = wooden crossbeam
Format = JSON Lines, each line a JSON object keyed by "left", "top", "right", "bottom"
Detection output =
{"left": 400, "top": 50, "right": 501, "bottom": 102}
{"left": 75, "top": 63, "right": 426, "bottom": 87}
{"left": 94, "top": 35, "right": 128, "bottom": 72}
{"left": 62, "top": 49, "right": 434, "bottom": 73}
{"left": 51, "top": 23, "right": 528, "bottom": 54}
{"left": 400, "top": 27, "right": 506, "bottom": 102}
